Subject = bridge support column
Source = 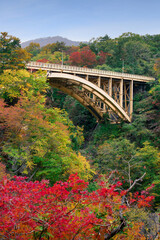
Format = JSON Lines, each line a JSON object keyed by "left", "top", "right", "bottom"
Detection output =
{"left": 130, "top": 80, "right": 133, "bottom": 119}
{"left": 108, "top": 78, "right": 112, "bottom": 96}
{"left": 97, "top": 76, "right": 103, "bottom": 110}
{"left": 98, "top": 76, "right": 101, "bottom": 87}
{"left": 124, "top": 83, "right": 127, "bottom": 111}
{"left": 85, "top": 75, "right": 89, "bottom": 81}
{"left": 120, "top": 78, "right": 123, "bottom": 108}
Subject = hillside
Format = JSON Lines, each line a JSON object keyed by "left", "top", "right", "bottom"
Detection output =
{"left": 0, "top": 32, "right": 159, "bottom": 239}
{"left": 21, "top": 36, "right": 87, "bottom": 48}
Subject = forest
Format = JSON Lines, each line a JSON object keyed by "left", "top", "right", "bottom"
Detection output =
{"left": 0, "top": 32, "right": 160, "bottom": 239}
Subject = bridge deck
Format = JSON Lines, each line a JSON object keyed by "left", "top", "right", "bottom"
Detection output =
{"left": 26, "top": 62, "right": 155, "bottom": 83}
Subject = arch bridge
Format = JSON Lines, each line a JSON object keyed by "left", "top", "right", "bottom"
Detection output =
{"left": 26, "top": 62, "right": 155, "bottom": 123}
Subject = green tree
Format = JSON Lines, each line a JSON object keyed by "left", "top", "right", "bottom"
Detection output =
{"left": 25, "top": 42, "right": 40, "bottom": 57}
{"left": 0, "top": 97, "right": 93, "bottom": 183}
{"left": 32, "top": 50, "right": 52, "bottom": 62}
{"left": 94, "top": 138, "right": 160, "bottom": 205}
{"left": 0, "top": 32, "right": 31, "bottom": 73}
{"left": 63, "top": 96, "right": 97, "bottom": 140}
{"left": 0, "top": 69, "right": 48, "bottom": 104}
{"left": 0, "top": 70, "right": 93, "bottom": 184}
{"left": 122, "top": 80, "right": 160, "bottom": 147}
{"left": 50, "top": 51, "right": 68, "bottom": 64}
{"left": 122, "top": 40, "right": 153, "bottom": 75}
{"left": 95, "top": 138, "right": 138, "bottom": 181}
{"left": 154, "top": 58, "right": 160, "bottom": 76}
{"left": 41, "top": 41, "right": 67, "bottom": 53}
{"left": 136, "top": 142, "right": 160, "bottom": 205}
{"left": 143, "top": 34, "right": 160, "bottom": 56}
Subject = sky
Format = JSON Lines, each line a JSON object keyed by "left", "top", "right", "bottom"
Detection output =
{"left": 0, "top": 0, "right": 160, "bottom": 43}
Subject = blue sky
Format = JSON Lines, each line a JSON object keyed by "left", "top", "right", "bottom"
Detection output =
{"left": 0, "top": 0, "right": 160, "bottom": 43}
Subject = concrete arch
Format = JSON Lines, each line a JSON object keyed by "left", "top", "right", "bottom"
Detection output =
{"left": 48, "top": 73, "right": 131, "bottom": 122}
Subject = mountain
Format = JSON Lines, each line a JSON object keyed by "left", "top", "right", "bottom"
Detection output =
{"left": 21, "top": 36, "right": 86, "bottom": 48}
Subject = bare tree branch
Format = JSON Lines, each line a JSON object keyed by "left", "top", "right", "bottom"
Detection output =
{"left": 126, "top": 172, "right": 146, "bottom": 192}
{"left": 104, "top": 216, "right": 126, "bottom": 240}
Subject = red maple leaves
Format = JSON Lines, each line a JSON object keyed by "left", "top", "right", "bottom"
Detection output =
{"left": 69, "top": 46, "right": 97, "bottom": 67}
{"left": 0, "top": 174, "right": 154, "bottom": 239}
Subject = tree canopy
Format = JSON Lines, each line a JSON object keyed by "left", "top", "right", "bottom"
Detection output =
{"left": 0, "top": 32, "right": 31, "bottom": 73}
{"left": 0, "top": 31, "right": 159, "bottom": 239}
{"left": 24, "top": 32, "right": 160, "bottom": 76}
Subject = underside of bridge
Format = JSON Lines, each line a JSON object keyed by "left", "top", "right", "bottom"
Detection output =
{"left": 47, "top": 73, "right": 132, "bottom": 123}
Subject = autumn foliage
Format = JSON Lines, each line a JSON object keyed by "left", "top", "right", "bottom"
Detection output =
{"left": 0, "top": 70, "right": 93, "bottom": 183}
{"left": 36, "top": 58, "right": 50, "bottom": 63}
{"left": 0, "top": 32, "right": 31, "bottom": 73}
{"left": 0, "top": 32, "right": 159, "bottom": 239}
{"left": 0, "top": 96, "right": 93, "bottom": 183}
{"left": 0, "top": 174, "right": 154, "bottom": 240}
{"left": 154, "top": 58, "right": 160, "bottom": 76}
{"left": 97, "top": 51, "right": 111, "bottom": 65}
{"left": 69, "top": 46, "right": 97, "bottom": 67}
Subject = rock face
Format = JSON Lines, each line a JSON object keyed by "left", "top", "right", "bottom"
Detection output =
{"left": 21, "top": 36, "right": 87, "bottom": 48}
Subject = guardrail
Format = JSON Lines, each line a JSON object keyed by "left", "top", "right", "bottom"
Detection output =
{"left": 26, "top": 62, "right": 155, "bottom": 82}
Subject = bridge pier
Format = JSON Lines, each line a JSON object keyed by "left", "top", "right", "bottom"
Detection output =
{"left": 120, "top": 78, "right": 123, "bottom": 108}
{"left": 130, "top": 80, "right": 133, "bottom": 118}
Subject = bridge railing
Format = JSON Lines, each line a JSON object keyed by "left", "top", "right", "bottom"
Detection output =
{"left": 26, "top": 61, "right": 155, "bottom": 82}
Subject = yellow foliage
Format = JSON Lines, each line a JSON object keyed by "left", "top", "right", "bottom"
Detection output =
{"left": 113, "top": 222, "right": 145, "bottom": 240}
{"left": 0, "top": 69, "right": 31, "bottom": 99}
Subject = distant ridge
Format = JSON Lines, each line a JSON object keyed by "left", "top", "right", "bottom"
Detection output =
{"left": 21, "top": 36, "right": 87, "bottom": 48}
